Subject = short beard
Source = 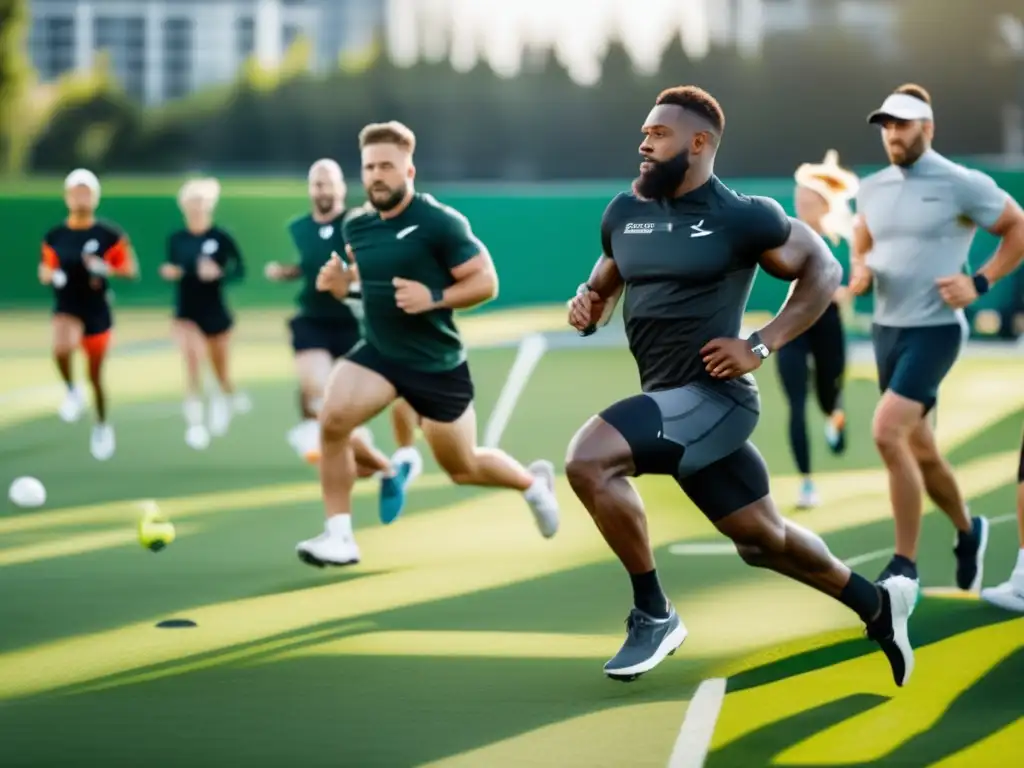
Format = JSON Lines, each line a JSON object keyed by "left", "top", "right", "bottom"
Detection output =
{"left": 313, "top": 197, "right": 337, "bottom": 215}
{"left": 893, "top": 134, "right": 928, "bottom": 168}
{"left": 632, "top": 150, "right": 690, "bottom": 201}
{"left": 367, "top": 183, "right": 407, "bottom": 212}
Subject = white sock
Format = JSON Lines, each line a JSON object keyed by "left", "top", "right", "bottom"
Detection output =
{"left": 326, "top": 514, "right": 353, "bottom": 539}
{"left": 392, "top": 445, "right": 419, "bottom": 465}
{"left": 523, "top": 475, "right": 547, "bottom": 501}
{"left": 184, "top": 397, "right": 204, "bottom": 427}
{"left": 1015, "top": 548, "right": 1024, "bottom": 573}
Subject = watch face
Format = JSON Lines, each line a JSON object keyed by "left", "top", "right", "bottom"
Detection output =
{"left": 752, "top": 344, "right": 769, "bottom": 359}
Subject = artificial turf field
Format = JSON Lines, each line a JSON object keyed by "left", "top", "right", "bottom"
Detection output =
{"left": 0, "top": 307, "right": 1022, "bottom": 768}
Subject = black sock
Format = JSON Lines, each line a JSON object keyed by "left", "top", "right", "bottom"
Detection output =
{"left": 630, "top": 569, "right": 669, "bottom": 618}
{"left": 839, "top": 573, "right": 882, "bottom": 624}
{"left": 889, "top": 555, "right": 918, "bottom": 580}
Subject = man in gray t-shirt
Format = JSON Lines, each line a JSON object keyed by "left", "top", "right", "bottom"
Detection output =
{"left": 851, "top": 83, "right": 1024, "bottom": 595}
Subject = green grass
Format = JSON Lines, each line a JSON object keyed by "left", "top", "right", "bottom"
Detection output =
{"left": 0, "top": 308, "right": 1022, "bottom": 767}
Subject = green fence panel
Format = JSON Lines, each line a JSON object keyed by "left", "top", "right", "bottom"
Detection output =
{"left": 2, "top": 174, "right": 1020, "bottom": 337}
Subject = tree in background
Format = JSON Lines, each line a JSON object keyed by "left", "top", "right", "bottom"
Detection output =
{"left": 0, "top": 0, "right": 32, "bottom": 174}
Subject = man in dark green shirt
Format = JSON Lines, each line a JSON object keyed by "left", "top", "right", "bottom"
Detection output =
{"left": 296, "top": 121, "right": 559, "bottom": 568}
{"left": 265, "top": 159, "right": 423, "bottom": 481}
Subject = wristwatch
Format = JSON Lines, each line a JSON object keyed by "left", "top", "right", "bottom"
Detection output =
{"left": 747, "top": 331, "right": 770, "bottom": 360}
{"left": 972, "top": 273, "right": 990, "bottom": 296}
{"left": 430, "top": 288, "right": 445, "bottom": 306}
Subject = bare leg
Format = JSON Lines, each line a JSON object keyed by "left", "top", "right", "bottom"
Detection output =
{"left": 422, "top": 405, "right": 532, "bottom": 490}
{"left": 717, "top": 497, "right": 855, "bottom": 599}
{"left": 873, "top": 392, "right": 928, "bottom": 563}
{"left": 565, "top": 416, "right": 654, "bottom": 575}
{"left": 423, "top": 404, "right": 558, "bottom": 537}
{"left": 295, "top": 349, "right": 332, "bottom": 418}
{"left": 391, "top": 398, "right": 420, "bottom": 448}
{"left": 82, "top": 332, "right": 111, "bottom": 423}
{"left": 172, "top": 320, "right": 204, "bottom": 399}
{"left": 908, "top": 418, "right": 971, "bottom": 533}
{"left": 206, "top": 331, "right": 235, "bottom": 395}
{"left": 52, "top": 314, "right": 81, "bottom": 389}
{"left": 319, "top": 361, "right": 396, "bottom": 520}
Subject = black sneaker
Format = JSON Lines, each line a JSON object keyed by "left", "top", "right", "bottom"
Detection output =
{"left": 954, "top": 515, "right": 990, "bottom": 592}
{"left": 876, "top": 555, "right": 917, "bottom": 584}
{"left": 866, "top": 576, "right": 918, "bottom": 687}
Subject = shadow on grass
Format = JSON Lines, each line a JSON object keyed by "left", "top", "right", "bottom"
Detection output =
{"left": 728, "top": 597, "right": 1021, "bottom": 694}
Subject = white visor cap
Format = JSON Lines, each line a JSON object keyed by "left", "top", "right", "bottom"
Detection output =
{"left": 867, "top": 93, "right": 934, "bottom": 125}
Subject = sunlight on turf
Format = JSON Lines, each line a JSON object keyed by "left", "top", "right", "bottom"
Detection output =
{"left": 0, "top": 524, "right": 200, "bottom": 566}
{"left": 0, "top": 475, "right": 448, "bottom": 537}
{"left": 927, "top": 717, "right": 1024, "bottom": 768}
{"left": 680, "top": 580, "right": 862, "bottom": 659}
{"left": 251, "top": 630, "right": 621, "bottom": 662}
{"left": 710, "top": 618, "right": 1024, "bottom": 764}
{"left": 0, "top": 478, "right": 712, "bottom": 700}
{"left": 421, "top": 701, "right": 685, "bottom": 768}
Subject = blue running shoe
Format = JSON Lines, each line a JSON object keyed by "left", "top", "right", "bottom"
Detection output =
{"left": 379, "top": 462, "right": 413, "bottom": 525}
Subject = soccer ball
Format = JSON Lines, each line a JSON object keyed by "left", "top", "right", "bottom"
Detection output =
{"left": 8, "top": 476, "right": 47, "bottom": 508}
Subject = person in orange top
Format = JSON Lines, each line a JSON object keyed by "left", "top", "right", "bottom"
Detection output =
{"left": 38, "top": 169, "right": 139, "bottom": 460}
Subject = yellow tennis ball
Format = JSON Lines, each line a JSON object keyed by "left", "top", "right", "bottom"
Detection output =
{"left": 138, "top": 505, "right": 176, "bottom": 552}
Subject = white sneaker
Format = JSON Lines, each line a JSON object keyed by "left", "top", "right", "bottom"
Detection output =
{"left": 524, "top": 459, "right": 559, "bottom": 538}
{"left": 981, "top": 570, "right": 1024, "bottom": 612}
{"left": 58, "top": 385, "right": 85, "bottom": 423}
{"left": 796, "top": 479, "right": 820, "bottom": 509}
{"left": 185, "top": 424, "right": 211, "bottom": 450}
{"left": 90, "top": 423, "right": 116, "bottom": 461}
{"left": 289, "top": 419, "right": 321, "bottom": 463}
{"left": 391, "top": 445, "right": 423, "bottom": 486}
{"left": 208, "top": 395, "right": 231, "bottom": 437}
{"left": 296, "top": 531, "right": 361, "bottom": 567}
{"left": 232, "top": 392, "right": 252, "bottom": 414}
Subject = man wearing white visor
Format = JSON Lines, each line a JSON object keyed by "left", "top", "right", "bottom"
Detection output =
{"left": 850, "top": 84, "right": 1024, "bottom": 595}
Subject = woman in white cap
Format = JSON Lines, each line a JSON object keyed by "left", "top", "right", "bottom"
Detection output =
{"left": 38, "top": 168, "right": 139, "bottom": 460}
{"left": 160, "top": 177, "right": 248, "bottom": 449}
{"left": 776, "top": 150, "right": 858, "bottom": 508}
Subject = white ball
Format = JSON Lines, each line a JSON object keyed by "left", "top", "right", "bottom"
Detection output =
{"left": 51, "top": 269, "right": 67, "bottom": 289}
{"left": 8, "top": 476, "right": 47, "bottom": 508}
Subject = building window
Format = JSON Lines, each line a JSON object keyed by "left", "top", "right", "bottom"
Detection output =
{"left": 31, "top": 15, "right": 75, "bottom": 80}
{"left": 163, "top": 17, "right": 194, "bottom": 101}
{"left": 94, "top": 15, "right": 147, "bottom": 101}
{"left": 236, "top": 15, "right": 256, "bottom": 60}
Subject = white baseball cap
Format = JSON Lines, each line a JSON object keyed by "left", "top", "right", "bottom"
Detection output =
{"left": 64, "top": 168, "right": 101, "bottom": 199}
{"left": 867, "top": 93, "right": 934, "bottom": 125}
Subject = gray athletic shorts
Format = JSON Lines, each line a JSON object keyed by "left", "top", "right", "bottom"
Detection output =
{"left": 599, "top": 378, "right": 769, "bottom": 521}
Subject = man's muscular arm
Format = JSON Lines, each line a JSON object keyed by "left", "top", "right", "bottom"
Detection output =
{"left": 569, "top": 254, "right": 624, "bottom": 333}
{"left": 755, "top": 218, "right": 842, "bottom": 352}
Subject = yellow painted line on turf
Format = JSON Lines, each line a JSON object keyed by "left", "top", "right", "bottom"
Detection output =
{"left": 0, "top": 524, "right": 200, "bottom": 567}
{"left": 422, "top": 701, "right": 686, "bottom": 768}
{"left": 927, "top": 717, "right": 1024, "bottom": 768}
{"left": 708, "top": 618, "right": 1024, "bottom": 764}
{"left": 249, "top": 630, "right": 622, "bottom": 662}
{"left": 0, "top": 480, "right": 708, "bottom": 700}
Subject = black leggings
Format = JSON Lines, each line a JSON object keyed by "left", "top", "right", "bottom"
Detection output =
{"left": 775, "top": 303, "right": 846, "bottom": 476}
{"left": 1018, "top": 425, "right": 1024, "bottom": 483}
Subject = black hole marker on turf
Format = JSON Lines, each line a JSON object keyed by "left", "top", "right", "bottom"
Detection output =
{"left": 156, "top": 619, "right": 197, "bottom": 628}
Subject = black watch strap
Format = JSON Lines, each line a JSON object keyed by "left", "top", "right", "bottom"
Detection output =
{"left": 748, "top": 331, "right": 770, "bottom": 360}
{"left": 431, "top": 288, "right": 445, "bottom": 305}
{"left": 972, "top": 273, "right": 990, "bottom": 295}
